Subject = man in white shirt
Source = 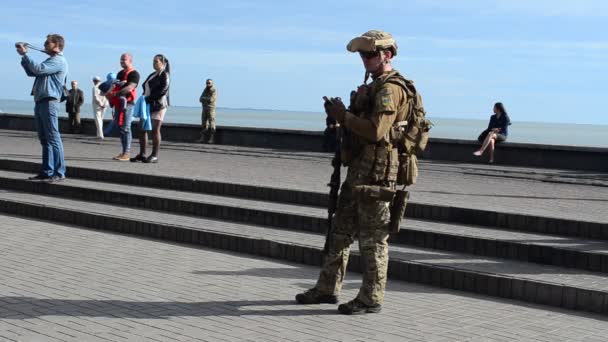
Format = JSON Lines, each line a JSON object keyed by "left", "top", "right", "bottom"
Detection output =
{"left": 92, "top": 76, "right": 108, "bottom": 139}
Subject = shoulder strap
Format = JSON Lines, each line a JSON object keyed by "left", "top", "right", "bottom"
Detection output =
{"left": 382, "top": 71, "right": 420, "bottom": 123}
{"left": 121, "top": 68, "right": 134, "bottom": 81}
{"left": 384, "top": 72, "right": 416, "bottom": 97}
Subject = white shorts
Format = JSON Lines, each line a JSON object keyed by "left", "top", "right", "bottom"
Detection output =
{"left": 151, "top": 108, "right": 167, "bottom": 121}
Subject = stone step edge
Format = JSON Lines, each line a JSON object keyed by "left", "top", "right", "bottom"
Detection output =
{"left": 0, "top": 198, "right": 606, "bottom": 315}
{"left": 1, "top": 159, "right": 606, "bottom": 240}
{"left": 2, "top": 175, "right": 608, "bottom": 274}
{"left": 0, "top": 159, "right": 325, "bottom": 206}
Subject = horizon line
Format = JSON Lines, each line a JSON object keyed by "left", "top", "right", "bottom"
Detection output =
{"left": 1, "top": 98, "right": 607, "bottom": 127}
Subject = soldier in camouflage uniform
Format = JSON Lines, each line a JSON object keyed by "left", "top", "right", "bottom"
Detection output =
{"left": 198, "top": 79, "right": 218, "bottom": 144}
{"left": 296, "top": 30, "right": 414, "bottom": 315}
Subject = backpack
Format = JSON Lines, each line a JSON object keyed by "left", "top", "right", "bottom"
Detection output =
{"left": 386, "top": 73, "right": 432, "bottom": 155}
{"left": 385, "top": 72, "right": 433, "bottom": 185}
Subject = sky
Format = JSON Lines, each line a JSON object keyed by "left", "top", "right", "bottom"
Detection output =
{"left": 0, "top": 0, "right": 607, "bottom": 124}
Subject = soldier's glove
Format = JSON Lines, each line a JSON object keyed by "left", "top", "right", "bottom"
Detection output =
{"left": 324, "top": 97, "right": 347, "bottom": 124}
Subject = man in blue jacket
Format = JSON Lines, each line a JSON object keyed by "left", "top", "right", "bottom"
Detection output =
{"left": 16, "top": 34, "right": 68, "bottom": 182}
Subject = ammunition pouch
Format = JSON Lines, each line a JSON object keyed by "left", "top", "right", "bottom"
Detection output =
{"left": 389, "top": 120, "right": 407, "bottom": 145}
{"left": 350, "top": 89, "right": 371, "bottom": 114}
{"left": 354, "top": 144, "right": 398, "bottom": 183}
{"left": 389, "top": 190, "right": 409, "bottom": 233}
{"left": 353, "top": 185, "right": 396, "bottom": 203}
{"left": 390, "top": 120, "right": 423, "bottom": 186}
{"left": 404, "top": 118, "right": 432, "bottom": 155}
{"left": 396, "top": 153, "right": 418, "bottom": 186}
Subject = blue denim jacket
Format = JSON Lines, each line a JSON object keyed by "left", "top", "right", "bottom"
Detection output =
{"left": 21, "top": 53, "right": 68, "bottom": 103}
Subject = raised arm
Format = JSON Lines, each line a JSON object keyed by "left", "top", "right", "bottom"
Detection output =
{"left": 20, "top": 58, "right": 36, "bottom": 77}
{"left": 326, "top": 83, "right": 406, "bottom": 143}
{"left": 343, "top": 111, "right": 396, "bottom": 142}
{"left": 20, "top": 55, "right": 65, "bottom": 76}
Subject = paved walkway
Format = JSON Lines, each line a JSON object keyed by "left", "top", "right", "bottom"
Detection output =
{"left": 1, "top": 214, "right": 607, "bottom": 342}
{"left": 1, "top": 130, "right": 607, "bottom": 223}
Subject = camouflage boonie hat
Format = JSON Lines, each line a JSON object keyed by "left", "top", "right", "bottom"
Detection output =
{"left": 347, "top": 30, "right": 398, "bottom": 56}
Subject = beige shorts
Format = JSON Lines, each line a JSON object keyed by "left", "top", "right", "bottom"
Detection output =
{"left": 151, "top": 108, "right": 167, "bottom": 121}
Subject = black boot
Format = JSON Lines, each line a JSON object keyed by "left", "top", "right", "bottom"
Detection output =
{"left": 295, "top": 288, "right": 338, "bottom": 304}
{"left": 338, "top": 298, "right": 381, "bottom": 315}
{"left": 196, "top": 131, "right": 208, "bottom": 144}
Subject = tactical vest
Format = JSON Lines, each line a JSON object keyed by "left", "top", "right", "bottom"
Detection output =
{"left": 343, "top": 70, "right": 431, "bottom": 186}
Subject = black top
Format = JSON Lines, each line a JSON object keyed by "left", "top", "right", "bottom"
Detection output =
{"left": 117, "top": 69, "right": 140, "bottom": 86}
{"left": 142, "top": 71, "right": 170, "bottom": 112}
{"left": 487, "top": 113, "right": 511, "bottom": 136}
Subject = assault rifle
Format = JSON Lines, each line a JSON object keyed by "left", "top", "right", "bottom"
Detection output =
{"left": 323, "top": 97, "right": 342, "bottom": 254}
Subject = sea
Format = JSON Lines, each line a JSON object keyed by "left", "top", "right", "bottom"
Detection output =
{"left": 1, "top": 98, "right": 607, "bottom": 148}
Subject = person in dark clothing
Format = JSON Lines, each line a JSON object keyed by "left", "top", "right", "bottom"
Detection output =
{"left": 130, "top": 54, "right": 170, "bottom": 164}
{"left": 474, "top": 102, "right": 511, "bottom": 163}
{"left": 323, "top": 114, "right": 338, "bottom": 152}
{"left": 66, "top": 80, "right": 84, "bottom": 133}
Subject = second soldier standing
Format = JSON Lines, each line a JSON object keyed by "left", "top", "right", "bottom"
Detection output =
{"left": 198, "top": 78, "right": 218, "bottom": 144}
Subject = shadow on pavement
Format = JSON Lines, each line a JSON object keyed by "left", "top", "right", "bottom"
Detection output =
{"left": 0, "top": 297, "right": 337, "bottom": 318}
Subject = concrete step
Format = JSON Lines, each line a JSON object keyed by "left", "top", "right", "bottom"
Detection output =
{"left": 1, "top": 169, "right": 608, "bottom": 274}
{"left": 1, "top": 159, "right": 606, "bottom": 241}
{"left": 0, "top": 189, "right": 607, "bottom": 315}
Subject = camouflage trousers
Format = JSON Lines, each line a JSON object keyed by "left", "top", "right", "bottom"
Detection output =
{"left": 315, "top": 182, "right": 391, "bottom": 306}
{"left": 201, "top": 107, "right": 216, "bottom": 132}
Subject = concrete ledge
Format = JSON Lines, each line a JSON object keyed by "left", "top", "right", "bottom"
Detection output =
{"left": 2, "top": 113, "right": 607, "bottom": 171}
{"left": 1, "top": 199, "right": 606, "bottom": 315}
{"left": 426, "top": 137, "right": 608, "bottom": 172}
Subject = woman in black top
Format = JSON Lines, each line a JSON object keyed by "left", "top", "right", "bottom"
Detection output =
{"left": 131, "top": 54, "right": 170, "bottom": 163}
{"left": 473, "top": 102, "right": 511, "bottom": 163}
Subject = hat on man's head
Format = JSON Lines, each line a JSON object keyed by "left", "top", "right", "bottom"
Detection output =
{"left": 93, "top": 76, "right": 101, "bottom": 81}
{"left": 347, "top": 30, "right": 398, "bottom": 56}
